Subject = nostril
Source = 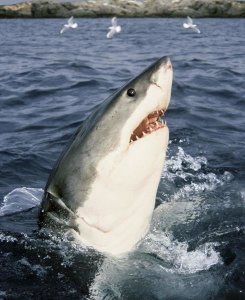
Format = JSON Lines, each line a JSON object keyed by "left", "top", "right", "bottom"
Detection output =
{"left": 166, "top": 63, "right": 172, "bottom": 70}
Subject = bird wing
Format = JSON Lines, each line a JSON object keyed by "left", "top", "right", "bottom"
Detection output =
{"left": 60, "top": 26, "right": 68, "bottom": 34}
{"left": 193, "top": 26, "right": 201, "bottom": 34}
{"left": 111, "top": 17, "right": 117, "bottom": 26}
{"left": 107, "top": 27, "right": 116, "bottom": 39}
{"left": 187, "top": 16, "right": 193, "bottom": 25}
{"left": 68, "top": 16, "right": 74, "bottom": 25}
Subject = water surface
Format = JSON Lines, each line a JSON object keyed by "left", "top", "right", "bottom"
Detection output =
{"left": 0, "top": 18, "right": 244, "bottom": 299}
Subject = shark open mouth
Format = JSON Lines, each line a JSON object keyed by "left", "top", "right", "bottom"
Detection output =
{"left": 130, "top": 109, "right": 165, "bottom": 143}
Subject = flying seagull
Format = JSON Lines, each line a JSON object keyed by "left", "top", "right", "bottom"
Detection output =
{"left": 183, "top": 16, "right": 201, "bottom": 34}
{"left": 106, "top": 17, "right": 121, "bottom": 39}
{"left": 60, "top": 16, "right": 78, "bottom": 34}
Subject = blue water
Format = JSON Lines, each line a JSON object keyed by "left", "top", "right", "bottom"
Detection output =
{"left": 0, "top": 18, "right": 244, "bottom": 299}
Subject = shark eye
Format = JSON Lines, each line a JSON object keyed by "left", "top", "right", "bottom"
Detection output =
{"left": 127, "top": 88, "right": 136, "bottom": 97}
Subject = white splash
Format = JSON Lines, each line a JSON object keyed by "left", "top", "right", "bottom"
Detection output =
{"left": 60, "top": 16, "right": 78, "bottom": 34}
{"left": 140, "top": 231, "right": 220, "bottom": 274}
{"left": 0, "top": 232, "right": 17, "bottom": 243}
{"left": 0, "top": 187, "right": 43, "bottom": 216}
{"left": 88, "top": 231, "right": 221, "bottom": 299}
{"left": 162, "top": 147, "right": 233, "bottom": 201}
{"left": 183, "top": 16, "right": 201, "bottom": 34}
{"left": 106, "top": 17, "right": 121, "bottom": 39}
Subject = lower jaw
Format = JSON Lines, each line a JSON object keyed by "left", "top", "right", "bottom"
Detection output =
{"left": 130, "top": 122, "right": 166, "bottom": 144}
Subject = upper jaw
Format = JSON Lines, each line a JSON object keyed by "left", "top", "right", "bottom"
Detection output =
{"left": 121, "top": 57, "right": 173, "bottom": 148}
{"left": 130, "top": 108, "right": 166, "bottom": 143}
{"left": 128, "top": 83, "right": 171, "bottom": 145}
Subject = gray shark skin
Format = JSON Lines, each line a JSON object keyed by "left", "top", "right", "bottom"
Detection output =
{"left": 39, "top": 56, "right": 173, "bottom": 255}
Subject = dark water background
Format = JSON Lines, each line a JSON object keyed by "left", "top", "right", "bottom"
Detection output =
{"left": 0, "top": 18, "right": 244, "bottom": 299}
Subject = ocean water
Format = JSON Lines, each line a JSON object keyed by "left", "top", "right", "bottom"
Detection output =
{"left": 0, "top": 18, "right": 244, "bottom": 299}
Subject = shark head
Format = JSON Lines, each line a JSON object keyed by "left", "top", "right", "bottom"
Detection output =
{"left": 39, "top": 56, "right": 173, "bottom": 255}
{"left": 90, "top": 56, "right": 172, "bottom": 187}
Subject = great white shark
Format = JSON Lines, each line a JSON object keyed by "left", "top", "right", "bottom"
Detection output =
{"left": 39, "top": 56, "right": 173, "bottom": 255}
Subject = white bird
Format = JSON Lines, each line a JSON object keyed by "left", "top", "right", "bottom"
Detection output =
{"left": 106, "top": 17, "right": 121, "bottom": 39}
{"left": 183, "top": 16, "right": 200, "bottom": 34}
{"left": 60, "top": 16, "right": 78, "bottom": 34}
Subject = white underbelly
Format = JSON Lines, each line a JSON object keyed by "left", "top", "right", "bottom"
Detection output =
{"left": 76, "top": 196, "right": 154, "bottom": 255}
{"left": 75, "top": 171, "right": 162, "bottom": 255}
{"left": 75, "top": 128, "right": 168, "bottom": 255}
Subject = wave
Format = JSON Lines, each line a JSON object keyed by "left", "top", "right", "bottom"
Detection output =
{"left": 0, "top": 148, "right": 227, "bottom": 269}
{"left": 0, "top": 187, "right": 43, "bottom": 217}
{"left": 0, "top": 146, "right": 242, "bottom": 299}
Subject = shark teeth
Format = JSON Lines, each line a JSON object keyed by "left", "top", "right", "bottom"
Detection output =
{"left": 129, "top": 109, "right": 166, "bottom": 144}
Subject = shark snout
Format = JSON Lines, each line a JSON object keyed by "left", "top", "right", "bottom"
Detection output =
{"left": 150, "top": 56, "right": 173, "bottom": 90}
{"left": 156, "top": 56, "right": 171, "bottom": 69}
{"left": 158, "top": 56, "right": 172, "bottom": 72}
{"left": 165, "top": 59, "right": 172, "bottom": 70}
